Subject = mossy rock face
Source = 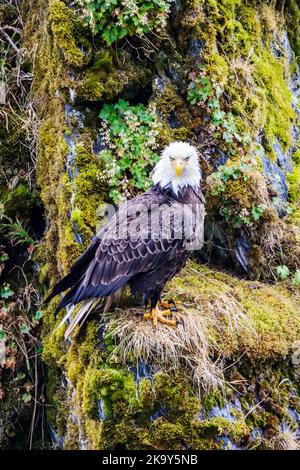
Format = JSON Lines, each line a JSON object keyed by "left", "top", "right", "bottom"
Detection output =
{"left": 6, "top": 0, "right": 299, "bottom": 450}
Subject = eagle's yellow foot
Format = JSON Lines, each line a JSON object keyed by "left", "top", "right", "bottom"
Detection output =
{"left": 150, "top": 306, "right": 177, "bottom": 327}
{"left": 143, "top": 309, "right": 172, "bottom": 320}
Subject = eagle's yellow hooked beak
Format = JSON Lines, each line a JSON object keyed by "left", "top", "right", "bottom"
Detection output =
{"left": 174, "top": 159, "right": 184, "bottom": 177}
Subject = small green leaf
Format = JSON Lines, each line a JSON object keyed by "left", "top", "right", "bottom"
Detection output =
{"left": 0, "top": 330, "right": 6, "bottom": 340}
{"left": 22, "top": 393, "right": 31, "bottom": 403}
{"left": 276, "top": 265, "right": 290, "bottom": 281}
{"left": 252, "top": 205, "right": 265, "bottom": 221}
{"left": 34, "top": 310, "right": 43, "bottom": 321}
{"left": 1, "top": 285, "right": 13, "bottom": 299}
{"left": 21, "top": 324, "right": 31, "bottom": 335}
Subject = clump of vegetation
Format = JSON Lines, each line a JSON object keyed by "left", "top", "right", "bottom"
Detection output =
{"left": 77, "top": 0, "right": 173, "bottom": 44}
{"left": 187, "top": 65, "right": 250, "bottom": 153}
{"left": 0, "top": 216, "right": 37, "bottom": 247}
{"left": 98, "top": 99, "right": 160, "bottom": 203}
{"left": 0, "top": 275, "right": 44, "bottom": 448}
{"left": 49, "top": 0, "right": 86, "bottom": 66}
{"left": 276, "top": 265, "right": 300, "bottom": 286}
{"left": 0, "top": 198, "right": 45, "bottom": 447}
{"left": 206, "top": 158, "right": 269, "bottom": 229}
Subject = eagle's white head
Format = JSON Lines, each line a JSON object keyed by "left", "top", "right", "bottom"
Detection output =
{"left": 152, "top": 141, "right": 201, "bottom": 195}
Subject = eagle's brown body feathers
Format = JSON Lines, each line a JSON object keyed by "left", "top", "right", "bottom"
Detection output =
{"left": 47, "top": 184, "right": 205, "bottom": 315}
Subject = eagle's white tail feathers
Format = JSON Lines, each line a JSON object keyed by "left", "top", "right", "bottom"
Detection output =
{"left": 64, "top": 298, "right": 100, "bottom": 340}
{"left": 56, "top": 303, "right": 76, "bottom": 331}
{"left": 56, "top": 286, "right": 125, "bottom": 340}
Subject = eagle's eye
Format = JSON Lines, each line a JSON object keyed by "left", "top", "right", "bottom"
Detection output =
{"left": 185, "top": 156, "right": 190, "bottom": 161}
{"left": 170, "top": 156, "right": 176, "bottom": 161}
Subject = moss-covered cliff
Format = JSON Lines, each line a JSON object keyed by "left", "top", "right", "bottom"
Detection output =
{"left": 1, "top": 0, "right": 300, "bottom": 449}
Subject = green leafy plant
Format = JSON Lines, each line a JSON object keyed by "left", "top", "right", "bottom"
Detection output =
{"left": 209, "top": 161, "right": 249, "bottom": 197}
{"left": 187, "top": 76, "right": 213, "bottom": 104}
{"left": 20, "top": 323, "right": 31, "bottom": 335}
{"left": 22, "top": 392, "right": 32, "bottom": 403}
{"left": 1, "top": 218, "right": 36, "bottom": 246}
{"left": 276, "top": 265, "right": 290, "bottom": 281}
{"left": 207, "top": 160, "right": 267, "bottom": 228}
{"left": 187, "top": 66, "right": 249, "bottom": 152}
{"left": 34, "top": 310, "right": 43, "bottom": 321}
{"left": 99, "top": 99, "right": 160, "bottom": 203}
{"left": 77, "top": 0, "right": 172, "bottom": 45}
{"left": 252, "top": 204, "right": 267, "bottom": 221}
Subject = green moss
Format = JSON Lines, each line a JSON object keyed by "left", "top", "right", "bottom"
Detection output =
{"left": 78, "top": 49, "right": 150, "bottom": 102}
{"left": 38, "top": 262, "right": 50, "bottom": 285}
{"left": 79, "top": 73, "right": 106, "bottom": 101}
{"left": 287, "top": 150, "right": 300, "bottom": 204}
{"left": 286, "top": 0, "right": 300, "bottom": 59}
{"left": 254, "top": 51, "right": 295, "bottom": 149}
{"left": 77, "top": 51, "right": 113, "bottom": 100}
{"left": 64, "top": 419, "right": 80, "bottom": 449}
{"left": 49, "top": 0, "right": 85, "bottom": 67}
{"left": 69, "top": 142, "right": 105, "bottom": 241}
{"left": 83, "top": 366, "right": 137, "bottom": 420}
{"left": 45, "top": 366, "right": 68, "bottom": 436}
{"left": 205, "top": 52, "right": 229, "bottom": 86}
{"left": 151, "top": 83, "right": 194, "bottom": 145}
{"left": 42, "top": 260, "right": 300, "bottom": 449}
{"left": 167, "top": 261, "right": 300, "bottom": 360}
{"left": 186, "top": 0, "right": 296, "bottom": 150}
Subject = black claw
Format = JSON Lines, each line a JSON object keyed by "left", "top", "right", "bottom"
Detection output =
{"left": 167, "top": 299, "right": 178, "bottom": 311}
{"left": 176, "top": 319, "right": 184, "bottom": 326}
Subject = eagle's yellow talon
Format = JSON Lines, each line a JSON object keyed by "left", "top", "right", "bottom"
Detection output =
{"left": 160, "top": 309, "right": 171, "bottom": 317}
{"left": 143, "top": 312, "right": 151, "bottom": 320}
{"left": 150, "top": 306, "right": 177, "bottom": 327}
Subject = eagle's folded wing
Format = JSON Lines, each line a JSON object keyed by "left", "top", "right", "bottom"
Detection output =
{"left": 53, "top": 191, "right": 185, "bottom": 314}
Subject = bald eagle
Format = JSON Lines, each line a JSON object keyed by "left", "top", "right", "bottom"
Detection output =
{"left": 46, "top": 141, "right": 205, "bottom": 338}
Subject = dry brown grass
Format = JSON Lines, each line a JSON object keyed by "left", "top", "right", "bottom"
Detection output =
{"left": 256, "top": 219, "right": 300, "bottom": 280}
{"left": 105, "top": 285, "right": 255, "bottom": 394}
{"left": 269, "top": 426, "right": 300, "bottom": 450}
{"left": 107, "top": 308, "right": 223, "bottom": 392}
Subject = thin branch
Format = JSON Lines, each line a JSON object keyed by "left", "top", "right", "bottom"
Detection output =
{"left": 0, "top": 28, "right": 20, "bottom": 53}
